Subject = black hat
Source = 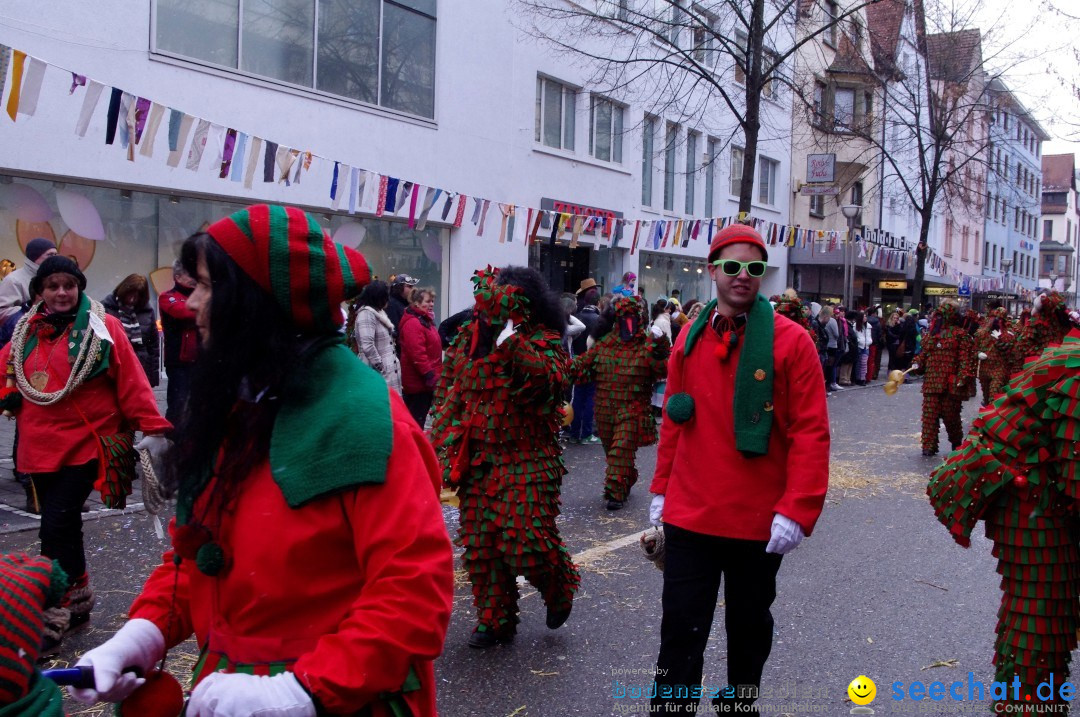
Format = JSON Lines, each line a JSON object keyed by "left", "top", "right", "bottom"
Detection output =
{"left": 25, "top": 238, "right": 56, "bottom": 264}
{"left": 35, "top": 256, "right": 86, "bottom": 292}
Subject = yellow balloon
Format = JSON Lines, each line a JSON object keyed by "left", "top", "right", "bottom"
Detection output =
{"left": 561, "top": 401, "right": 574, "bottom": 427}
{"left": 888, "top": 370, "right": 905, "bottom": 383}
{"left": 883, "top": 381, "right": 899, "bottom": 395}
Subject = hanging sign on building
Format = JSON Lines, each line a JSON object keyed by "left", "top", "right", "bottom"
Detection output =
{"left": 926, "top": 287, "right": 959, "bottom": 296}
{"left": 799, "top": 185, "right": 839, "bottom": 195}
{"left": 879, "top": 280, "right": 908, "bottom": 290}
{"left": 539, "top": 198, "right": 622, "bottom": 232}
{"left": 806, "top": 154, "right": 836, "bottom": 183}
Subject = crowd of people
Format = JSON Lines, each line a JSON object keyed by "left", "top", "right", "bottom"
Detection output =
{"left": 0, "top": 206, "right": 1074, "bottom": 716}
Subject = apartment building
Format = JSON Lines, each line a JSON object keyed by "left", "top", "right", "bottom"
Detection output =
{"left": 1040, "top": 153, "right": 1078, "bottom": 304}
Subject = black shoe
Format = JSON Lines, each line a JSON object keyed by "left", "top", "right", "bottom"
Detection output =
{"left": 468, "top": 629, "right": 513, "bottom": 649}
{"left": 605, "top": 499, "right": 625, "bottom": 511}
{"left": 922, "top": 449, "right": 937, "bottom": 457}
{"left": 546, "top": 603, "right": 572, "bottom": 630}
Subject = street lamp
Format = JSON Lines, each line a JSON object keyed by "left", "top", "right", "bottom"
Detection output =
{"left": 1049, "top": 272, "right": 1059, "bottom": 292}
{"left": 841, "top": 204, "right": 862, "bottom": 308}
{"left": 1000, "top": 258, "right": 1013, "bottom": 315}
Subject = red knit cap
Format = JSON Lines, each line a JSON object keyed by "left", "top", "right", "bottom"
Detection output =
{"left": 207, "top": 205, "right": 371, "bottom": 333}
{"left": 0, "top": 553, "right": 66, "bottom": 703}
{"left": 708, "top": 223, "right": 768, "bottom": 262}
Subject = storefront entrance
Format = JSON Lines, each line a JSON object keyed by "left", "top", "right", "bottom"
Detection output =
{"left": 528, "top": 241, "right": 620, "bottom": 296}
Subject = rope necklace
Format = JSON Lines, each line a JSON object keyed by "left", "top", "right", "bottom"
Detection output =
{"left": 9, "top": 299, "right": 106, "bottom": 406}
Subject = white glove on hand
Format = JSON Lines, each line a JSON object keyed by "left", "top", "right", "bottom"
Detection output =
{"left": 496, "top": 319, "right": 516, "bottom": 347}
{"left": 68, "top": 618, "right": 165, "bottom": 704}
{"left": 649, "top": 494, "right": 665, "bottom": 528}
{"left": 765, "top": 513, "right": 804, "bottom": 555}
{"left": 650, "top": 325, "right": 663, "bottom": 339}
{"left": 990, "top": 330, "right": 1001, "bottom": 339}
{"left": 188, "top": 672, "right": 316, "bottom": 717}
{"left": 134, "top": 434, "right": 170, "bottom": 460}
{"left": 977, "top": 352, "right": 988, "bottom": 361}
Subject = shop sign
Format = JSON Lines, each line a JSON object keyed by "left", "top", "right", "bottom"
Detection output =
{"left": 539, "top": 198, "right": 622, "bottom": 234}
{"left": 806, "top": 154, "right": 835, "bottom": 183}
{"left": 799, "top": 185, "right": 839, "bottom": 195}
{"left": 878, "top": 280, "right": 908, "bottom": 290}
{"left": 925, "top": 287, "right": 958, "bottom": 296}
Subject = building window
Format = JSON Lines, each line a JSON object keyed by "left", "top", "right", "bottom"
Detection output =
{"left": 664, "top": 123, "right": 678, "bottom": 211}
{"left": 809, "top": 193, "right": 825, "bottom": 217}
{"left": 668, "top": 0, "right": 684, "bottom": 45}
{"left": 813, "top": 81, "right": 826, "bottom": 127}
{"left": 758, "top": 157, "right": 778, "bottom": 206}
{"left": 155, "top": 0, "right": 438, "bottom": 118}
{"left": 961, "top": 226, "right": 969, "bottom": 261}
{"left": 729, "top": 146, "right": 744, "bottom": 197}
{"left": 536, "top": 76, "right": 576, "bottom": 151}
{"left": 944, "top": 219, "right": 953, "bottom": 257}
{"left": 642, "top": 115, "right": 656, "bottom": 207}
{"left": 589, "top": 96, "right": 624, "bottom": 163}
{"left": 733, "top": 30, "right": 748, "bottom": 85}
{"left": 692, "top": 8, "right": 717, "bottom": 63}
{"left": 762, "top": 50, "right": 780, "bottom": 99}
{"left": 685, "top": 131, "right": 699, "bottom": 215}
{"left": 824, "top": 0, "right": 838, "bottom": 46}
{"left": 1057, "top": 254, "right": 1067, "bottom": 273}
{"left": 983, "top": 242, "right": 990, "bottom": 267}
{"left": 704, "top": 137, "right": 718, "bottom": 217}
{"left": 833, "top": 88, "right": 855, "bottom": 130}
{"left": 974, "top": 231, "right": 980, "bottom": 264}
{"left": 1042, "top": 253, "right": 1055, "bottom": 274}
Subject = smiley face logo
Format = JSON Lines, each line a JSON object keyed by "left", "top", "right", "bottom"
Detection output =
{"left": 847, "top": 675, "right": 876, "bottom": 705}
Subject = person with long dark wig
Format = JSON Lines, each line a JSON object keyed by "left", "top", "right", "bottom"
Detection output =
{"left": 348, "top": 280, "right": 402, "bottom": 393}
{"left": 67, "top": 205, "right": 454, "bottom": 717}
{"left": 431, "top": 265, "right": 580, "bottom": 649}
{"left": 0, "top": 256, "right": 170, "bottom": 654}
{"left": 102, "top": 273, "right": 160, "bottom": 388}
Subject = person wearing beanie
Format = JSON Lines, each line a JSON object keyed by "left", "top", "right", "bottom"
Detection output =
{"left": 910, "top": 302, "right": 976, "bottom": 456}
{"left": 0, "top": 553, "right": 68, "bottom": 715}
{"left": 431, "top": 265, "right": 580, "bottom": 648}
{"left": 0, "top": 238, "right": 57, "bottom": 325}
{"left": 647, "top": 224, "right": 830, "bottom": 714}
{"left": 158, "top": 260, "right": 199, "bottom": 425}
{"left": 69, "top": 205, "right": 454, "bottom": 717}
{"left": 0, "top": 256, "right": 170, "bottom": 656}
{"left": 569, "top": 295, "right": 670, "bottom": 510}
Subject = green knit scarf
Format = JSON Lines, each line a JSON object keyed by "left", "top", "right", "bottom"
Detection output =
{"left": 0, "top": 673, "right": 65, "bottom": 717}
{"left": 683, "top": 294, "right": 775, "bottom": 456}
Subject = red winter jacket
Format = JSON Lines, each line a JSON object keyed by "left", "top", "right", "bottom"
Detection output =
{"left": 399, "top": 307, "right": 442, "bottom": 394}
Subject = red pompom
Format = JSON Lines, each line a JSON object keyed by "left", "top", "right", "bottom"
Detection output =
{"left": 171, "top": 524, "right": 212, "bottom": 561}
{"left": 713, "top": 342, "right": 730, "bottom": 360}
{"left": 1013, "top": 475, "right": 1028, "bottom": 489}
{"left": 119, "top": 670, "right": 185, "bottom": 717}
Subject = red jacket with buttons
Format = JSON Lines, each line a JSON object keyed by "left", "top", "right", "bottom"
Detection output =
{"left": 649, "top": 311, "right": 830, "bottom": 540}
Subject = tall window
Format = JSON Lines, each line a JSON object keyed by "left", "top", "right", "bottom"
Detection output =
{"left": 944, "top": 219, "right": 953, "bottom": 257}
{"left": 762, "top": 50, "right": 780, "bottom": 100}
{"left": 692, "top": 9, "right": 718, "bottom": 63}
{"left": 668, "top": 0, "right": 684, "bottom": 45}
{"left": 535, "top": 76, "right": 576, "bottom": 151}
{"left": 961, "top": 226, "right": 969, "bottom": 261}
{"left": 833, "top": 88, "right": 855, "bottom": 131}
{"left": 589, "top": 96, "right": 624, "bottom": 163}
{"left": 974, "top": 230, "right": 980, "bottom": 264}
{"left": 809, "top": 193, "right": 825, "bottom": 217}
{"left": 729, "top": 146, "right": 744, "bottom": 197}
{"left": 813, "top": 82, "right": 826, "bottom": 126}
{"left": 642, "top": 115, "right": 656, "bottom": 207}
{"left": 685, "top": 131, "right": 699, "bottom": 215}
{"left": 758, "top": 157, "right": 778, "bottom": 206}
{"left": 704, "top": 137, "right": 718, "bottom": 217}
{"left": 733, "top": 30, "right": 748, "bottom": 85}
{"left": 154, "top": 0, "right": 438, "bottom": 118}
{"left": 664, "top": 123, "right": 678, "bottom": 211}
{"left": 824, "top": 0, "right": 839, "bottom": 45}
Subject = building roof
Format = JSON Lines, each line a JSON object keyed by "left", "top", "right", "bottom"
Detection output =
{"left": 926, "top": 29, "right": 982, "bottom": 83}
{"left": 1041, "top": 154, "right": 1076, "bottom": 193}
{"left": 866, "top": 0, "right": 906, "bottom": 77}
{"left": 987, "top": 78, "right": 1052, "bottom": 141}
{"left": 827, "top": 33, "right": 875, "bottom": 77}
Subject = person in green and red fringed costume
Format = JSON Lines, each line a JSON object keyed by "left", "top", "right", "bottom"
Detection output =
{"left": 68, "top": 205, "right": 454, "bottom": 717}
{"left": 1013, "top": 291, "right": 1072, "bottom": 371}
{"left": 770, "top": 289, "right": 815, "bottom": 343}
{"left": 974, "top": 305, "right": 1017, "bottom": 406}
{"left": 431, "top": 265, "right": 580, "bottom": 649}
{"left": 928, "top": 313, "right": 1080, "bottom": 714}
{"left": 569, "top": 295, "right": 669, "bottom": 511}
{"left": 912, "top": 302, "right": 977, "bottom": 456}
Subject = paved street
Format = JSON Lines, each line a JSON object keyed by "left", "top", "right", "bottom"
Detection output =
{"left": 0, "top": 379, "right": 1002, "bottom": 717}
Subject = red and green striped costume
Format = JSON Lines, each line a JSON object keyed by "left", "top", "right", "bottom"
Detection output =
{"left": 431, "top": 270, "right": 579, "bottom": 640}
{"left": 928, "top": 329, "right": 1080, "bottom": 712}
{"left": 915, "top": 306, "right": 976, "bottom": 454}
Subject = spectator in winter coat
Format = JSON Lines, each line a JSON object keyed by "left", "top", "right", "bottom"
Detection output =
{"left": 159, "top": 261, "right": 199, "bottom": 425}
{"left": 0, "top": 238, "right": 56, "bottom": 324}
{"left": 570, "top": 285, "right": 602, "bottom": 444}
{"left": 386, "top": 273, "right": 419, "bottom": 330}
{"left": 399, "top": 288, "right": 442, "bottom": 427}
{"left": 866, "top": 307, "right": 884, "bottom": 380}
{"left": 102, "top": 274, "right": 160, "bottom": 387}
{"left": 352, "top": 280, "right": 402, "bottom": 393}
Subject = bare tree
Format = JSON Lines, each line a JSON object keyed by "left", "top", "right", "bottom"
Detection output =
{"left": 518, "top": 0, "right": 884, "bottom": 216}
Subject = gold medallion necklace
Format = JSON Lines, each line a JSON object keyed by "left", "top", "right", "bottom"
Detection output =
{"left": 28, "top": 326, "right": 71, "bottom": 392}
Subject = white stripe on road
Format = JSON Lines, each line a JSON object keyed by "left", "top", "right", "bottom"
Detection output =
{"left": 572, "top": 530, "right": 644, "bottom": 566}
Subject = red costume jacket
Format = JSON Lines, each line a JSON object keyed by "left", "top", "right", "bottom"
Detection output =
{"left": 129, "top": 395, "right": 454, "bottom": 716}
{"left": 649, "top": 313, "right": 830, "bottom": 540}
{"left": 399, "top": 307, "right": 442, "bottom": 394}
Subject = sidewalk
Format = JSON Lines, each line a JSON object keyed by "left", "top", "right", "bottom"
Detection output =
{"left": 0, "top": 383, "right": 169, "bottom": 534}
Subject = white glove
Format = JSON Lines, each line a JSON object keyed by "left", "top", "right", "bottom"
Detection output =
{"left": 134, "top": 434, "right": 170, "bottom": 460}
{"left": 188, "top": 672, "right": 316, "bottom": 717}
{"left": 650, "top": 325, "right": 663, "bottom": 339}
{"left": 1069, "top": 310, "right": 1080, "bottom": 326}
{"left": 977, "top": 352, "right": 988, "bottom": 361}
{"left": 68, "top": 618, "right": 165, "bottom": 703}
{"left": 990, "top": 330, "right": 1001, "bottom": 339}
{"left": 496, "top": 318, "right": 516, "bottom": 347}
{"left": 765, "top": 513, "right": 804, "bottom": 555}
{"left": 649, "top": 494, "right": 665, "bottom": 528}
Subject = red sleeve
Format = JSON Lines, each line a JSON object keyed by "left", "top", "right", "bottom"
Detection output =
{"left": 105, "top": 314, "right": 172, "bottom": 435}
{"left": 129, "top": 519, "right": 194, "bottom": 648}
{"left": 292, "top": 396, "right": 454, "bottom": 711}
{"left": 649, "top": 330, "right": 686, "bottom": 495}
{"left": 159, "top": 291, "right": 195, "bottom": 321}
{"left": 773, "top": 328, "right": 830, "bottom": 536}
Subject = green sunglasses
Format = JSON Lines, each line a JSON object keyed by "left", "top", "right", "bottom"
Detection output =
{"left": 710, "top": 259, "right": 768, "bottom": 277}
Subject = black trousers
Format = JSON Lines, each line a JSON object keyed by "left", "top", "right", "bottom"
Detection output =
{"left": 652, "top": 524, "right": 783, "bottom": 714}
{"left": 31, "top": 462, "right": 97, "bottom": 584}
{"left": 164, "top": 362, "right": 194, "bottom": 426}
{"left": 403, "top": 391, "right": 434, "bottom": 429}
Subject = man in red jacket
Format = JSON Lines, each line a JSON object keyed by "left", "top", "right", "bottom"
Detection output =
{"left": 648, "top": 224, "right": 830, "bottom": 714}
{"left": 158, "top": 260, "right": 198, "bottom": 424}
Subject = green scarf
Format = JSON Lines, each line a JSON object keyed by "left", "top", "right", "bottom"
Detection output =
{"left": 0, "top": 673, "right": 65, "bottom": 717}
{"left": 683, "top": 294, "right": 775, "bottom": 456}
{"left": 21, "top": 294, "right": 111, "bottom": 380}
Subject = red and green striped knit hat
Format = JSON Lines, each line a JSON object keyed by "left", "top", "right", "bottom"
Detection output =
{"left": 0, "top": 553, "right": 66, "bottom": 703}
{"left": 207, "top": 204, "right": 371, "bottom": 334}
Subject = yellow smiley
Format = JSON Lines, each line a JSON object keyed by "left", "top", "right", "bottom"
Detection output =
{"left": 847, "top": 675, "right": 876, "bottom": 705}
